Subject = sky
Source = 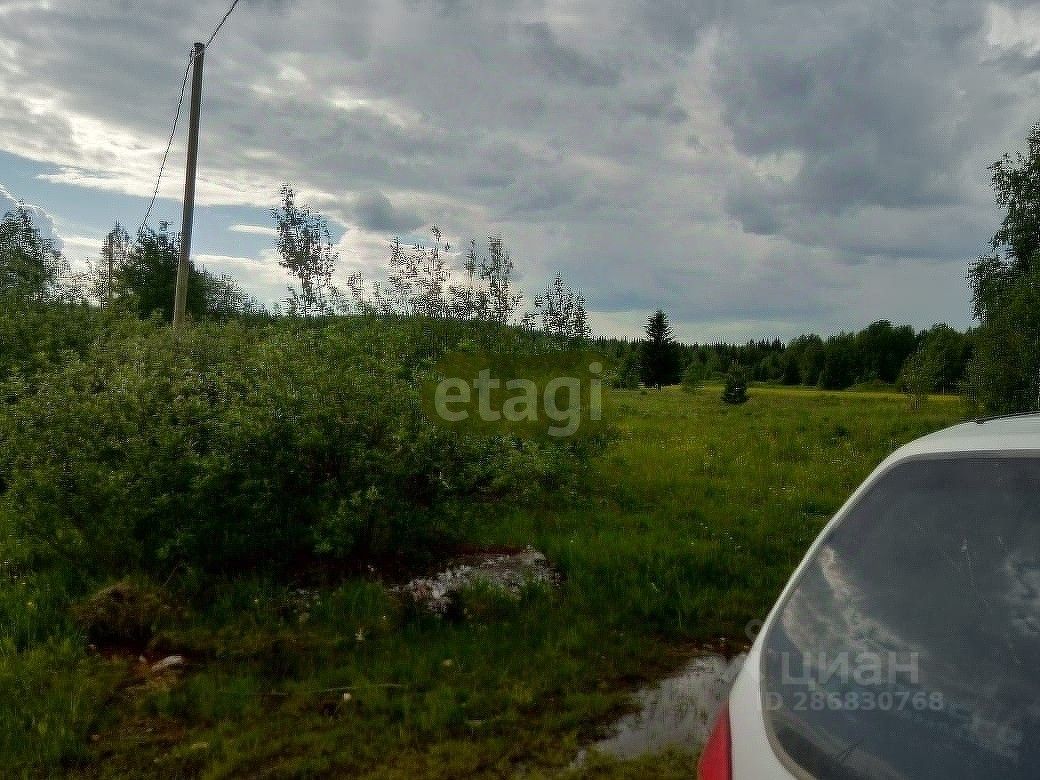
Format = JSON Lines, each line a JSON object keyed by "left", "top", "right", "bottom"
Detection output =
{"left": 2, "top": 0, "right": 1040, "bottom": 342}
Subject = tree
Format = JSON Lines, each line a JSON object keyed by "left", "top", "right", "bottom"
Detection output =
{"left": 640, "top": 309, "right": 680, "bottom": 388}
{"left": 780, "top": 350, "right": 801, "bottom": 385}
{"left": 202, "top": 272, "right": 261, "bottom": 319}
{"left": 116, "top": 224, "right": 201, "bottom": 321}
{"left": 534, "top": 272, "right": 590, "bottom": 341}
{"left": 272, "top": 184, "right": 339, "bottom": 317}
{"left": 371, "top": 230, "right": 450, "bottom": 317}
{"left": 966, "top": 124, "right": 1040, "bottom": 412}
{"left": 117, "top": 223, "right": 258, "bottom": 322}
{"left": 101, "top": 223, "right": 129, "bottom": 307}
{"left": 721, "top": 362, "right": 749, "bottom": 404}
{"left": 789, "top": 334, "right": 826, "bottom": 386}
{"left": 819, "top": 333, "right": 857, "bottom": 389}
{"left": 76, "top": 223, "right": 132, "bottom": 308}
{"left": 468, "top": 235, "right": 525, "bottom": 325}
{"left": 898, "top": 351, "right": 935, "bottom": 410}
{"left": 610, "top": 349, "right": 642, "bottom": 389}
{"left": 345, "top": 228, "right": 591, "bottom": 333}
{"left": 855, "top": 320, "right": 916, "bottom": 383}
{"left": 756, "top": 351, "right": 784, "bottom": 383}
{"left": 0, "top": 205, "right": 67, "bottom": 303}
{"left": 903, "top": 324, "right": 971, "bottom": 394}
{"left": 443, "top": 233, "right": 525, "bottom": 324}
{"left": 356, "top": 231, "right": 533, "bottom": 325}
{"left": 704, "top": 349, "right": 723, "bottom": 378}
{"left": 681, "top": 356, "right": 707, "bottom": 391}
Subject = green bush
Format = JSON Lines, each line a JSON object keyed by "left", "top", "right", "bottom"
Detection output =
{"left": 681, "top": 359, "right": 707, "bottom": 392}
{"left": 0, "top": 318, "right": 600, "bottom": 580}
{"left": 721, "top": 364, "right": 749, "bottom": 404}
{"left": 0, "top": 298, "right": 126, "bottom": 381}
{"left": 607, "top": 351, "right": 641, "bottom": 389}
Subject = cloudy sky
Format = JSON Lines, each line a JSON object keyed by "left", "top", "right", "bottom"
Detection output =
{"left": 2, "top": 0, "right": 1040, "bottom": 341}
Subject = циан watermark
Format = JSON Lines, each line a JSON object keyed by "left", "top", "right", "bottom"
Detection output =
{"left": 422, "top": 351, "right": 608, "bottom": 439}
{"left": 746, "top": 619, "right": 945, "bottom": 713}
{"left": 765, "top": 648, "right": 942, "bottom": 713}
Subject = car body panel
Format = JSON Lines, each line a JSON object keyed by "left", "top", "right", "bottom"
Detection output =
{"left": 725, "top": 415, "right": 1040, "bottom": 779}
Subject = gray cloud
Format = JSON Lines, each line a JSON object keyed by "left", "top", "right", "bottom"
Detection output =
{"left": 353, "top": 191, "right": 424, "bottom": 233}
{"left": 989, "top": 50, "right": 1040, "bottom": 75}
{"left": 710, "top": 0, "right": 1029, "bottom": 270}
{"left": 636, "top": 0, "right": 723, "bottom": 51}
{"left": 0, "top": 0, "right": 1034, "bottom": 338}
{"left": 617, "top": 83, "right": 689, "bottom": 124}
{"left": 520, "top": 21, "right": 621, "bottom": 87}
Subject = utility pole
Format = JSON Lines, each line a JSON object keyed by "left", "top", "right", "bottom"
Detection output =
{"left": 173, "top": 42, "right": 206, "bottom": 330}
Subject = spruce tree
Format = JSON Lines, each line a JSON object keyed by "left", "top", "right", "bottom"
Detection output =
{"left": 640, "top": 309, "right": 680, "bottom": 388}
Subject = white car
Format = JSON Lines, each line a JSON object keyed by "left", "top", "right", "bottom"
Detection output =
{"left": 700, "top": 413, "right": 1040, "bottom": 779}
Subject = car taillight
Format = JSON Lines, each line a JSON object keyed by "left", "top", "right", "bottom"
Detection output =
{"left": 697, "top": 700, "right": 732, "bottom": 780}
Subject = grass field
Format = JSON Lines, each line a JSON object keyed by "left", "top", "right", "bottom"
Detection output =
{"left": 5, "top": 384, "right": 964, "bottom": 777}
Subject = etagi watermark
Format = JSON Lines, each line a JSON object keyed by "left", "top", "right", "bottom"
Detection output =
{"left": 422, "top": 352, "right": 607, "bottom": 439}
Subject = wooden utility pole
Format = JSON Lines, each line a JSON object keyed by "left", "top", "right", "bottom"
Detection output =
{"left": 173, "top": 42, "right": 206, "bottom": 330}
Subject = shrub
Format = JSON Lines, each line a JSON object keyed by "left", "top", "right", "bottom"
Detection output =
{"left": 681, "top": 359, "right": 707, "bottom": 392}
{"left": 0, "top": 298, "right": 126, "bottom": 381}
{"left": 606, "top": 351, "right": 641, "bottom": 390}
{"left": 721, "top": 364, "right": 749, "bottom": 404}
{"left": 0, "top": 318, "right": 602, "bottom": 581}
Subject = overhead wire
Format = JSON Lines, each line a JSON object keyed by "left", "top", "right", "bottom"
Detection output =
{"left": 138, "top": 0, "right": 243, "bottom": 234}
{"left": 138, "top": 47, "right": 194, "bottom": 235}
{"left": 205, "top": 0, "right": 241, "bottom": 47}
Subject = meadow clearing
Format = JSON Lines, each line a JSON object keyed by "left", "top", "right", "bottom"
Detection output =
{"left": 4, "top": 383, "right": 963, "bottom": 778}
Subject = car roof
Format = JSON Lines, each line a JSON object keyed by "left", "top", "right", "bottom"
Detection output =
{"left": 889, "top": 412, "right": 1040, "bottom": 462}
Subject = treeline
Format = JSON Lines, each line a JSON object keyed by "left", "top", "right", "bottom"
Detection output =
{"left": 20, "top": 186, "right": 592, "bottom": 346}
{"left": 0, "top": 183, "right": 973, "bottom": 399}
{"left": 595, "top": 319, "right": 973, "bottom": 394}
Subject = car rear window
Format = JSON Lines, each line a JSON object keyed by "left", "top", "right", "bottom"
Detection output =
{"left": 762, "top": 454, "right": 1040, "bottom": 779}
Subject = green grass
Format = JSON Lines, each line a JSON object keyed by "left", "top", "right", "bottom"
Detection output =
{"left": 1, "top": 385, "right": 964, "bottom": 777}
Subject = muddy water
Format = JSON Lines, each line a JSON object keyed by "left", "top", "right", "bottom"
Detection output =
{"left": 580, "top": 652, "right": 747, "bottom": 761}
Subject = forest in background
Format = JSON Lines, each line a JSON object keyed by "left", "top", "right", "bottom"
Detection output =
{"left": 595, "top": 318, "right": 971, "bottom": 395}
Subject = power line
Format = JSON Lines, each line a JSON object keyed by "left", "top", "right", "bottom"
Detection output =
{"left": 205, "top": 0, "right": 241, "bottom": 47}
{"left": 137, "top": 0, "right": 243, "bottom": 234}
{"left": 138, "top": 47, "right": 194, "bottom": 235}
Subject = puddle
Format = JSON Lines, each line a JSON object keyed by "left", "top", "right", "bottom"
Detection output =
{"left": 578, "top": 652, "right": 747, "bottom": 762}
